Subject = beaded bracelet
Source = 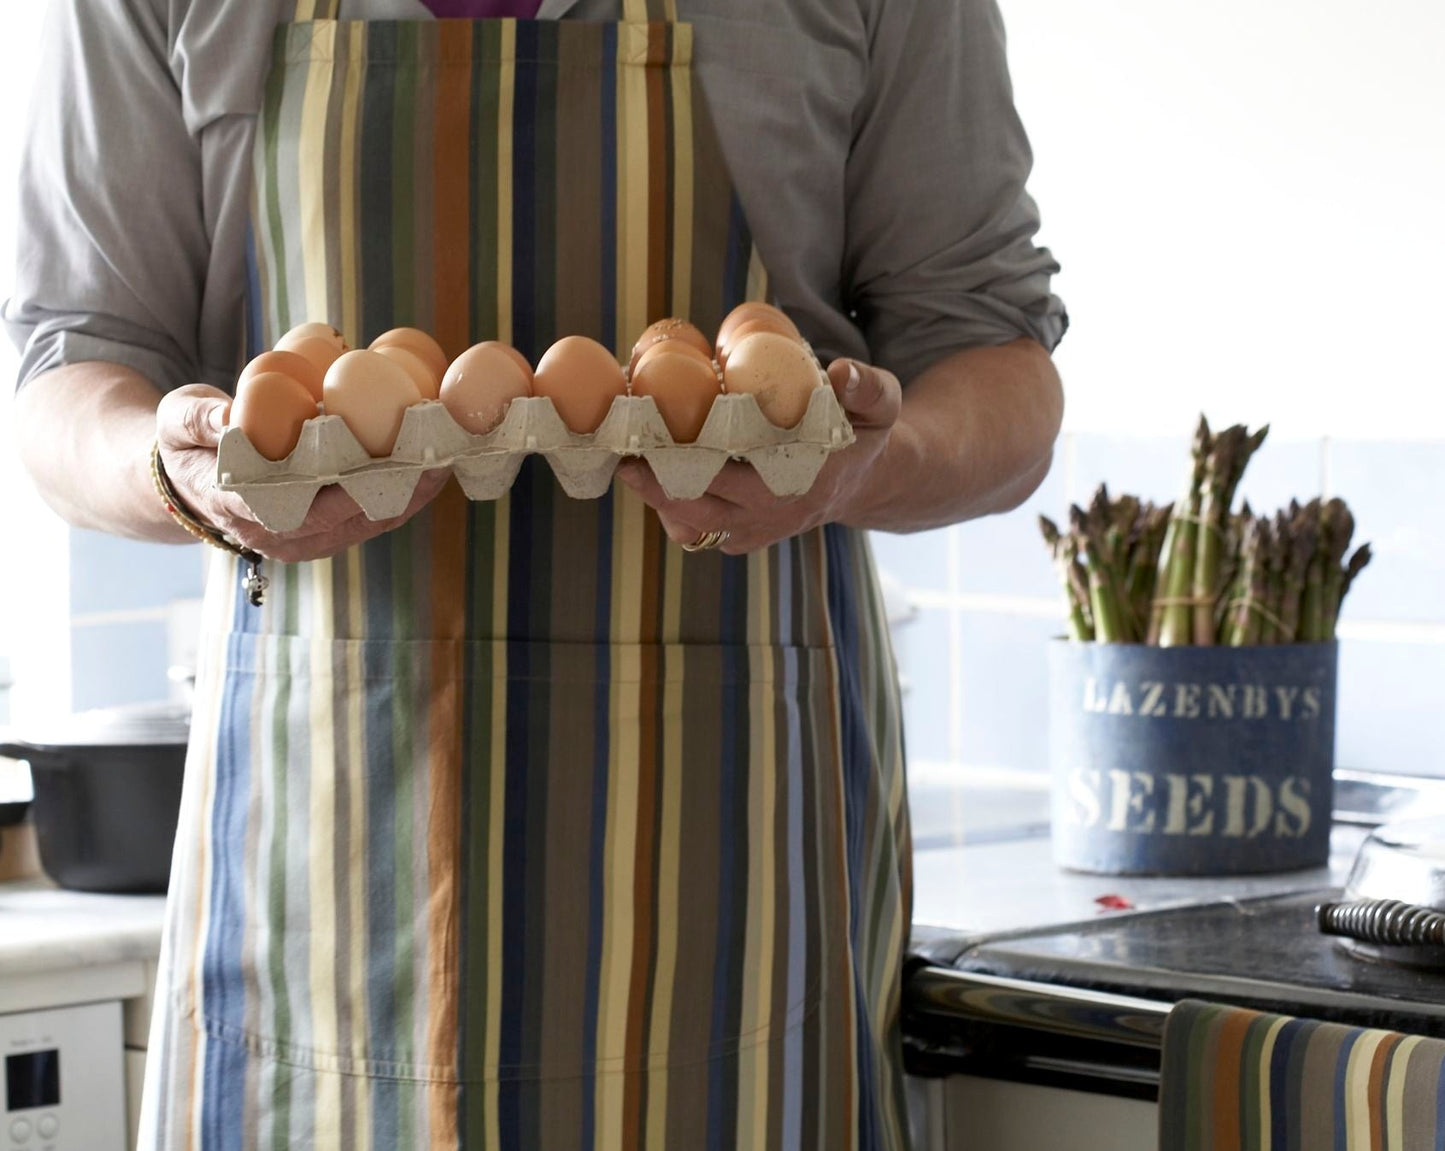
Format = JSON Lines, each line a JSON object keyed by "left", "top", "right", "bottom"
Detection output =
{"left": 149, "top": 440, "right": 269, "bottom": 606}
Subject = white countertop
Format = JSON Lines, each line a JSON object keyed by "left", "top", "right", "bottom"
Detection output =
{"left": 0, "top": 880, "right": 165, "bottom": 979}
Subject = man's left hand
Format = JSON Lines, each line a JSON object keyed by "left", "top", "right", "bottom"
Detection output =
{"left": 615, "top": 358, "right": 902, "bottom": 554}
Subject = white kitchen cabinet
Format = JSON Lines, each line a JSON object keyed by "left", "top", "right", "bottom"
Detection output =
{"left": 123, "top": 960, "right": 159, "bottom": 1151}
{"left": 907, "top": 1075, "right": 1156, "bottom": 1151}
{"left": 125, "top": 1048, "right": 148, "bottom": 1151}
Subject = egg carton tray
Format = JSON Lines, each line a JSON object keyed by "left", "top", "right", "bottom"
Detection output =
{"left": 217, "top": 388, "right": 855, "bottom": 532}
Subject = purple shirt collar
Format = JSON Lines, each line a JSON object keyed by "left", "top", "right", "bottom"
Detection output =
{"left": 420, "top": 0, "right": 545, "bottom": 16}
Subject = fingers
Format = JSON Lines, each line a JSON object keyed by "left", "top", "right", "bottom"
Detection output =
{"left": 241, "top": 469, "right": 454, "bottom": 563}
{"left": 826, "top": 358, "right": 902, "bottom": 430}
{"left": 156, "top": 384, "right": 234, "bottom": 451}
{"left": 615, "top": 460, "right": 736, "bottom": 544}
{"left": 703, "top": 459, "right": 793, "bottom": 507}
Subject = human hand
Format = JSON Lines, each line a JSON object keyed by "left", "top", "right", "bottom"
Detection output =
{"left": 615, "top": 358, "right": 903, "bottom": 554}
{"left": 155, "top": 384, "right": 451, "bottom": 563}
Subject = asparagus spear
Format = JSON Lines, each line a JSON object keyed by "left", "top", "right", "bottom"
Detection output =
{"left": 1340, "top": 543, "right": 1373, "bottom": 602}
{"left": 1320, "top": 501, "right": 1356, "bottom": 640}
{"left": 1259, "top": 510, "right": 1290, "bottom": 644}
{"left": 1299, "top": 498, "right": 1340, "bottom": 642}
{"left": 1278, "top": 501, "right": 1319, "bottom": 644}
{"left": 1126, "top": 502, "right": 1170, "bottom": 632}
{"left": 1191, "top": 426, "right": 1243, "bottom": 644}
{"left": 1153, "top": 416, "right": 1212, "bottom": 646}
{"left": 1074, "top": 504, "right": 1128, "bottom": 643}
{"left": 1040, "top": 515, "right": 1094, "bottom": 641}
{"left": 1243, "top": 517, "right": 1274, "bottom": 645}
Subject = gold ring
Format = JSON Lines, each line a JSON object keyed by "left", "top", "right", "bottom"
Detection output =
{"left": 681, "top": 529, "right": 730, "bottom": 553}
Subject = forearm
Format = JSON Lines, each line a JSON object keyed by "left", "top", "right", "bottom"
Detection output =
{"left": 840, "top": 338, "right": 1063, "bottom": 533}
{"left": 14, "top": 362, "right": 191, "bottom": 542}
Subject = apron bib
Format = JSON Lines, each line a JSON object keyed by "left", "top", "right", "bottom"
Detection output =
{"left": 140, "top": 3, "right": 911, "bottom": 1148}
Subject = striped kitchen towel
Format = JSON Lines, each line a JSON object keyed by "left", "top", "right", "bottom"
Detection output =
{"left": 1159, "top": 999, "right": 1445, "bottom": 1150}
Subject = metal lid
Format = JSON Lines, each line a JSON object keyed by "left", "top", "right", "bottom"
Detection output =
{"left": 1344, "top": 816, "right": 1445, "bottom": 910}
{"left": 12, "top": 701, "right": 192, "bottom": 749}
{"left": 1328, "top": 815, "right": 1445, "bottom": 969}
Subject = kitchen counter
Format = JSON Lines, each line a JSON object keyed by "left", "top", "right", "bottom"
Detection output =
{"left": 910, "top": 819, "right": 1366, "bottom": 963}
{"left": 0, "top": 880, "right": 165, "bottom": 976}
{"left": 0, "top": 879, "right": 166, "bottom": 1018}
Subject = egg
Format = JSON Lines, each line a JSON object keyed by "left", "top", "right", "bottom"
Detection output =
{"left": 715, "top": 302, "right": 800, "bottom": 361}
{"left": 633, "top": 338, "right": 715, "bottom": 374}
{"left": 370, "top": 328, "right": 448, "bottom": 384}
{"left": 322, "top": 349, "right": 424, "bottom": 456}
{"left": 238, "top": 350, "right": 325, "bottom": 402}
{"left": 722, "top": 331, "right": 822, "bottom": 429}
{"left": 279, "top": 321, "right": 348, "bottom": 355}
{"left": 629, "top": 347, "right": 722, "bottom": 443}
{"left": 440, "top": 342, "right": 533, "bottom": 435}
{"left": 276, "top": 334, "right": 346, "bottom": 377}
{"left": 533, "top": 336, "right": 627, "bottom": 433}
{"left": 716, "top": 319, "right": 806, "bottom": 369}
{"left": 629, "top": 318, "right": 714, "bottom": 374}
{"left": 473, "top": 339, "right": 537, "bottom": 384}
{"left": 373, "top": 344, "right": 440, "bottom": 400}
{"left": 229, "top": 370, "right": 318, "bottom": 461}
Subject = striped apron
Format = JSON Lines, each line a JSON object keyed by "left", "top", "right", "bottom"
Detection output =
{"left": 139, "top": 2, "right": 913, "bottom": 1148}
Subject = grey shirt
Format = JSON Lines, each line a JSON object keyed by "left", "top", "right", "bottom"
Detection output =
{"left": 4, "top": 0, "right": 1065, "bottom": 395}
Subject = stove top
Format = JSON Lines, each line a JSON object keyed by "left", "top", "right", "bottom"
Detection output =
{"left": 953, "top": 890, "right": 1445, "bottom": 1037}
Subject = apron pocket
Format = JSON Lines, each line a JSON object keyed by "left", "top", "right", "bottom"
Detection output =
{"left": 178, "top": 634, "right": 849, "bottom": 1084}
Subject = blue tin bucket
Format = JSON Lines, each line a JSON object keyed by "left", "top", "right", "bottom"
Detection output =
{"left": 1048, "top": 640, "right": 1338, "bottom": 876}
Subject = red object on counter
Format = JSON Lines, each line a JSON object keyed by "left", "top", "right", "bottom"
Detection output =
{"left": 1095, "top": 894, "right": 1136, "bottom": 911}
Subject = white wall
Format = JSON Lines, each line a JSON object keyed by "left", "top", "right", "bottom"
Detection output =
{"left": 1002, "top": 0, "right": 1445, "bottom": 440}
{"left": 0, "top": 2, "right": 70, "bottom": 719}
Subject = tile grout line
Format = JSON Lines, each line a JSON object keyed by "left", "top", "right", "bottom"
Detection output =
{"left": 70, "top": 606, "right": 172, "bottom": 628}
{"left": 946, "top": 525, "right": 966, "bottom": 764}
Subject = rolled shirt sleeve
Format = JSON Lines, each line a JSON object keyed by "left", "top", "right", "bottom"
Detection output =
{"left": 3, "top": 0, "right": 211, "bottom": 393}
{"left": 844, "top": 0, "right": 1067, "bottom": 384}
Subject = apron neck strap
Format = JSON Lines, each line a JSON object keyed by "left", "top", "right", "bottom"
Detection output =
{"left": 293, "top": 0, "right": 341, "bottom": 19}
{"left": 623, "top": 0, "right": 679, "bottom": 22}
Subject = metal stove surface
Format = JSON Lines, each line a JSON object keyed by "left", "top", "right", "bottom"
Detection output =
{"left": 952, "top": 890, "right": 1445, "bottom": 1037}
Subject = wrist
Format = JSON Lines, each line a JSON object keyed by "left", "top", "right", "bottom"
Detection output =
{"left": 835, "top": 419, "right": 920, "bottom": 530}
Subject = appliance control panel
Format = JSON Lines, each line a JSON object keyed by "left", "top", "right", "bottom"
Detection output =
{"left": 1, "top": 1002, "right": 124, "bottom": 1151}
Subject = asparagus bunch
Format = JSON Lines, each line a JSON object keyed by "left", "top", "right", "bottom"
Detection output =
{"left": 1039, "top": 488, "right": 1173, "bottom": 644}
{"left": 1038, "top": 416, "right": 1372, "bottom": 645}
{"left": 1149, "top": 418, "right": 1271, "bottom": 646}
{"left": 1218, "top": 498, "right": 1370, "bottom": 644}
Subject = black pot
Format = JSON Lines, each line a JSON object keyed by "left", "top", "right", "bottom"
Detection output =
{"left": 0, "top": 703, "right": 189, "bottom": 894}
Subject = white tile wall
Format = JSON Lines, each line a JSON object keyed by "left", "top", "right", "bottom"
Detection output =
{"left": 871, "top": 432, "right": 1445, "bottom": 801}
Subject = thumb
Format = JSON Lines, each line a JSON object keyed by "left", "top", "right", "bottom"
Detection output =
{"left": 157, "top": 384, "right": 233, "bottom": 450}
{"left": 826, "top": 358, "right": 901, "bottom": 429}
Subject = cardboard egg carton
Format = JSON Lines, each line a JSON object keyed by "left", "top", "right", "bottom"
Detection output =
{"left": 217, "top": 386, "right": 855, "bottom": 533}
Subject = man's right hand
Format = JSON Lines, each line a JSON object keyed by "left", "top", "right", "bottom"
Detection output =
{"left": 157, "top": 384, "right": 450, "bottom": 564}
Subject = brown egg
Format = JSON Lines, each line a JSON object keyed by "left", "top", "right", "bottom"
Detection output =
{"left": 486, "top": 342, "right": 535, "bottom": 384}
{"left": 629, "top": 318, "right": 714, "bottom": 374}
{"left": 238, "top": 350, "right": 325, "bottom": 403}
{"left": 440, "top": 342, "right": 534, "bottom": 435}
{"left": 279, "top": 321, "right": 348, "bottom": 355}
{"left": 629, "top": 348, "right": 722, "bottom": 443}
{"left": 373, "top": 344, "right": 440, "bottom": 400}
{"left": 717, "top": 319, "right": 806, "bottom": 369}
{"left": 633, "top": 338, "right": 715, "bottom": 374}
{"left": 229, "top": 371, "right": 318, "bottom": 461}
{"left": 370, "top": 328, "right": 448, "bottom": 383}
{"left": 715, "top": 303, "right": 800, "bottom": 361}
{"left": 533, "top": 336, "right": 627, "bottom": 433}
{"left": 722, "top": 331, "right": 822, "bottom": 429}
{"left": 322, "top": 349, "right": 424, "bottom": 456}
{"left": 276, "top": 334, "right": 345, "bottom": 377}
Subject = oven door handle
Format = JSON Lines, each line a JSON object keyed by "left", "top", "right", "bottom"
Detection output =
{"left": 906, "top": 965, "right": 1172, "bottom": 1049}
